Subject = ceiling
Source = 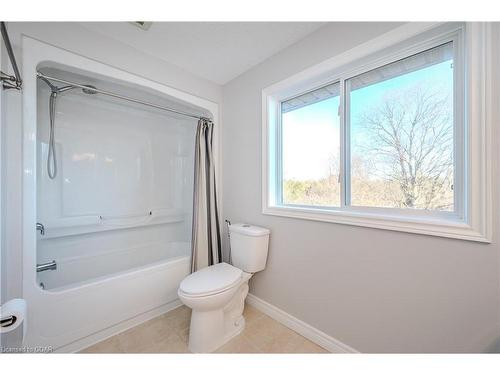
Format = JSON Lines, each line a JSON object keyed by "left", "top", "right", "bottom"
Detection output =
{"left": 80, "top": 22, "right": 326, "bottom": 85}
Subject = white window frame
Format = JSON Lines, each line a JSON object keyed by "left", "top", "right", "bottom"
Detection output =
{"left": 262, "top": 22, "right": 493, "bottom": 242}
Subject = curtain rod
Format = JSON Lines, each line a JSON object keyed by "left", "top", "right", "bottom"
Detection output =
{"left": 36, "top": 72, "right": 211, "bottom": 122}
{"left": 1, "top": 22, "right": 22, "bottom": 90}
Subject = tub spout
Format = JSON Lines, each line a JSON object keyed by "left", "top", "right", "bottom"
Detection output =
{"left": 37, "top": 260, "right": 57, "bottom": 272}
{"left": 36, "top": 222, "right": 45, "bottom": 235}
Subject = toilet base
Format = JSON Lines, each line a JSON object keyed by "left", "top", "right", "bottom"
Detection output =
{"left": 188, "top": 314, "right": 246, "bottom": 353}
{"left": 186, "top": 274, "right": 251, "bottom": 353}
{"left": 221, "top": 315, "right": 246, "bottom": 347}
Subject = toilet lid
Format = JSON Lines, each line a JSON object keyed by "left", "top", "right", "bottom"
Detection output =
{"left": 179, "top": 262, "right": 242, "bottom": 297}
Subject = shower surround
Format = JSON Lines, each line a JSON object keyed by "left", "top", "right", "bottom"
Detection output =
{"left": 21, "top": 37, "right": 219, "bottom": 352}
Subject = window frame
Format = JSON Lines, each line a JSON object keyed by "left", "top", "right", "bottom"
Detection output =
{"left": 262, "top": 23, "right": 492, "bottom": 242}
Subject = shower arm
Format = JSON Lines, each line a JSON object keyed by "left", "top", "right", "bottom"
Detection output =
{"left": 36, "top": 72, "right": 212, "bottom": 122}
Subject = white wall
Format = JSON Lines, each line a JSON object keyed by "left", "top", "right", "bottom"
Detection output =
{"left": 221, "top": 22, "right": 500, "bottom": 353}
{"left": 0, "top": 22, "right": 221, "bottom": 303}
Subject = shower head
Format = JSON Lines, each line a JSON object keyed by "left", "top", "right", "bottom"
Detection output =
{"left": 39, "top": 78, "right": 97, "bottom": 95}
{"left": 57, "top": 85, "right": 77, "bottom": 93}
{"left": 38, "top": 73, "right": 97, "bottom": 95}
{"left": 38, "top": 75, "right": 59, "bottom": 92}
{"left": 82, "top": 85, "right": 98, "bottom": 95}
{"left": 58, "top": 84, "right": 97, "bottom": 95}
{"left": 42, "top": 78, "right": 99, "bottom": 181}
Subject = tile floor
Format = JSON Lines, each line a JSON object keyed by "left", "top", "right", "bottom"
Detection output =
{"left": 80, "top": 304, "right": 328, "bottom": 353}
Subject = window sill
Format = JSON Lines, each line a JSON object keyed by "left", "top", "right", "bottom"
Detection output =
{"left": 263, "top": 205, "right": 490, "bottom": 243}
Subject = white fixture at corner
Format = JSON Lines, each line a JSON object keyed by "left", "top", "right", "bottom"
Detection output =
{"left": 178, "top": 223, "right": 270, "bottom": 353}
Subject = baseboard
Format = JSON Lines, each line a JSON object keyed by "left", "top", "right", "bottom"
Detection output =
{"left": 246, "top": 294, "right": 358, "bottom": 353}
{"left": 58, "top": 299, "right": 183, "bottom": 353}
{"left": 63, "top": 294, "right": 358, "bottom": 353}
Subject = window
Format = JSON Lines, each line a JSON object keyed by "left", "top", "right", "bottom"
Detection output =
{"left": 279, "top": 42, "right": 457, "bottom": 214}
{"left": 264, "top": 24, "right": 492, "bottom": 242}
{"left": 346, "top": 42, "right": 455, "bottom": 211}
{"left": 281, "top": 82, "right": 341, "bottom": 207}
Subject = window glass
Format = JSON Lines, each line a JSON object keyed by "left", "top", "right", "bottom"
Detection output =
{"left": 347, "top": 42, "right": 454, "bottom": 210}
{"left": 281, "top": 82, "right": 341, "bottom": 206}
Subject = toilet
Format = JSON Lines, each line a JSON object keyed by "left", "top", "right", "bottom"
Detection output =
{"left": 178, "top": 223, "right": 270, "bottom": 353}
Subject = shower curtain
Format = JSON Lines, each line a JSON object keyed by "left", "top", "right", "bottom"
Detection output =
{"left": 191, "top": 118, "right": 222, "bottom": 272}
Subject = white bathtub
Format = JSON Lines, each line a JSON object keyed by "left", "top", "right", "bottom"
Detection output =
{"left": 28, "top": 244, "right": 190, "bottom": 351}
{"left": 38, "top": 241, "right": 190, "bottom": 291}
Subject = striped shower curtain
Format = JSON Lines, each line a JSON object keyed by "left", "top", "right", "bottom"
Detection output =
{"left": 190, "top": 118, "right": 222, "bottom": 272}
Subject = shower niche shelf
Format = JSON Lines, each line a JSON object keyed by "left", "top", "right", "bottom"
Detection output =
{"left": 39, "top": 208, "right": 187, "bottom": 239}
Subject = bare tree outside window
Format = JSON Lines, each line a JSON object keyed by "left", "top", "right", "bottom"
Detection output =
{"left": 351, "top": 86, "right": 454, "bottom": 210}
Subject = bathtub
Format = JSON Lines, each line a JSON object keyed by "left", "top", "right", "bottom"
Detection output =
{"left": 38, "top": 242, "right": 190, "bottom": 291}
{"left": 28, "top": 243, "right": 190, "bottom": 351}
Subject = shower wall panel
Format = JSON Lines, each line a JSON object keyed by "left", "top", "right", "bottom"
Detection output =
{"left": 36, "top": 68, "right": 197, "bottom": 289}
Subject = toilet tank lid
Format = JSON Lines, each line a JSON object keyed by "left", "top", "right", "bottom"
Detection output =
{"left": 229, "top": 223, "right": 270, "bottom": 237}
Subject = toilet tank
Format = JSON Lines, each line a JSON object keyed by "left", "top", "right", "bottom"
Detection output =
{"left": 229, "top": 223, "right": 270, "bottom": 273}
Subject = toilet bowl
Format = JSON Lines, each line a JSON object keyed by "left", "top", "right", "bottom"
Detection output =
{"left": 178, "top": 263, "right": 252, "bottom": 352}
{"left": 178, "top": 223, "right": 270, "bottom": 353}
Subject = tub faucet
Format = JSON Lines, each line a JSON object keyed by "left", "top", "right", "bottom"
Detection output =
{"left": 36, "top": 260, "right": 57, "bottom": 272}
{"left": 36, "top": 222, "right": 45, "bottom": 235}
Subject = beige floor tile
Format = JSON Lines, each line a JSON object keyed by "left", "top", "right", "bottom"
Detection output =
{"left": 163, "top": 305, "right": 191, "bottom": 332}
{"left": 242, "top": 304, "right": 264, "bottom": 324}
{"left": 215, "top": 334, "right": 261, "bottom": 353}
{"left": 256, "top": 331, "right": 305, "bottom": 353}
{"left": 243, "top": 315, "right": 307, "bottom": 353}
{"left": 140, "top": 333, "right": 189, "bottom": 353}
{"left": 80, "top": 336, "right": 122, "bottom": 353}
{"left": 79, "top": 304, "right": 329, "bottom": 354}
{"left": 115, "top": 315, "right": 179, "bottom": 353}
{"left": 178, "top": 326, "right": 190, "bottom": 343}
{"left": 288, "top": 338, "right": 329, "bottom": 353}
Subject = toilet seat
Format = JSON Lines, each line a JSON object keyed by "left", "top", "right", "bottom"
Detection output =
{"left": 179, "top": 263, "right": 242, "bottom": 298}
